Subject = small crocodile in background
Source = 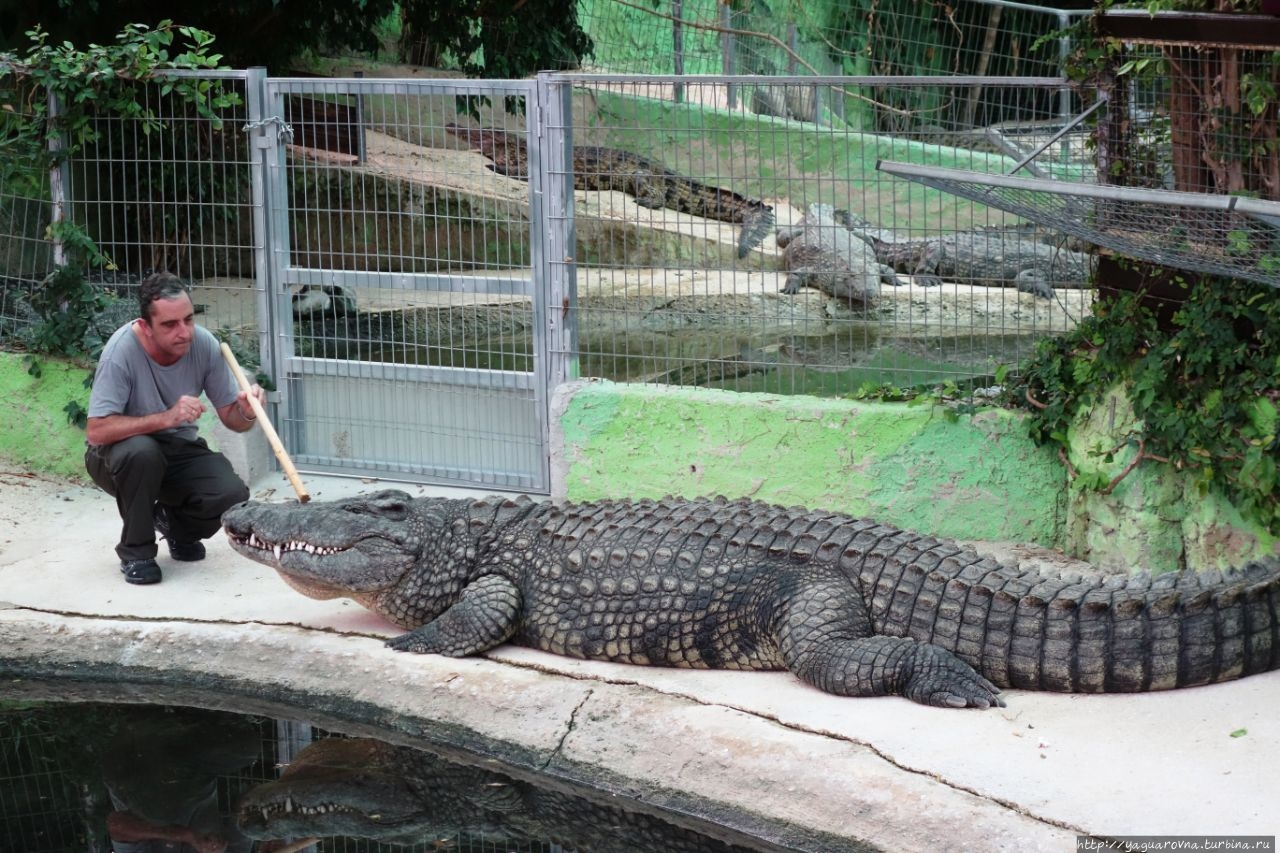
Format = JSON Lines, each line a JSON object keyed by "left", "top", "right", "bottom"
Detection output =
{"left": 223, "top": 492, "right": 1280, "bottom": 709}
{"left": 236, "top": 736, "right": 756, "bottom": 852}
{"left": 775, "top": 203, "right": 882, "bottom": 307}
{"left": 446, "top": 123, "right": 775, "bottom": 258}
{"left": 833, "top": 210, "right": 1094, "bottom": 298}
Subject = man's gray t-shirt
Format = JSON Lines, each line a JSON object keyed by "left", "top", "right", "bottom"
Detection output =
{"left": 88, "top": 322, "right": 239, "bottom": 444}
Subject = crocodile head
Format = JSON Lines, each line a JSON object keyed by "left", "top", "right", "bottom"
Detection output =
{"left": 222, "top": 490, "right": 427, "bottom": 607}
{"left": 235, "top": 737, "right": 521, "bottom": 843}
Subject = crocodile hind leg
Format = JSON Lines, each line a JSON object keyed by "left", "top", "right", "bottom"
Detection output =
{"left": 385, "top": 574, "right": 521, "bottom": 655}
{"left": 777, "top": 579, "right": 1004, "bottom": 708}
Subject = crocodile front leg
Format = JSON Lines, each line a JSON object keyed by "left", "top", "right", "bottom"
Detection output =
{"left": 385, "top": 574, "right": 522, "bottom": 655}
{"left": 778, "top": 579, "right": 1003, "bottom": 708}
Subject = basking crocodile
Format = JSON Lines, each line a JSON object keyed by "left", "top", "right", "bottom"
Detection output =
{"left": 446, "top": 123, "right": 775, "bottom": 258}
{"left": 222, "top": 491, "right": 1280, "bottom": 709}
{"left": 776, "top": 203, "right": 882, "bottom": 307}
{"left": 834, "top": 210, "right": 1094, "bottom": 294}
{"left": 236, "top": 736, "right": 754, "bottom": 852}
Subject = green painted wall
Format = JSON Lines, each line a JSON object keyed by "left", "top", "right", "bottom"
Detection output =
{"left": 555, "top": 381, "right": 1067, "bottom": 546}
{"left": 554, "top": 380, "right": 1278, "bottom": 570}
{"left": 0, "top": 354, "right": 93, "bottom": 482}
{"left": 6, "top": 352, "right": 1274, "bottom": 570}
{"left": 0, "top": 352, "right": 226, "bottom": 483}
{"left": 1064, "top": 385, "right": 1278, "bottom": 573}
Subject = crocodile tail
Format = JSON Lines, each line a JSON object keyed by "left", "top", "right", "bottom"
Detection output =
{"left": 850, "top": 532, "right": 1280, "bottom": 692}
{"left": 737, "top": 202, "right": 774, "bottom": 258}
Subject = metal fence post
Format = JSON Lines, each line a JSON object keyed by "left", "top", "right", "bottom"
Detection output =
{"left": 242, "top": 66, "right": 294, "bottom": 430}
{"left": 672, "top": 0, "right": 684, "bottom": 103}
{"left": 45, "top": 89, "right": 70, "bottom": 269}
{"left": 353, "top": 69, "right": 367, "bottom": 164}
{"left": 721, "top": 3, "right": 737, "bottom": 110}
{"left": 535, "top": 73, "right": 578, "bottom": 394}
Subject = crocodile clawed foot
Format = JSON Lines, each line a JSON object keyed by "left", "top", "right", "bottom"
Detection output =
{"left": 905, "top": 645, "right": 1005, "bottom": 709}
{"left": 386, "top": 631, "right": 435, "bottom": 654}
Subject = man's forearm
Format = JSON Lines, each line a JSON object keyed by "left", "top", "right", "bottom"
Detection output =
{"left": 86, "top": 412, "right": 172, "bottom": 446}
{"left": 216, "top": 400, "right": 258, "bottom": 433}
{"left": 106, "top": 810, "right": 200, "bottom": 845}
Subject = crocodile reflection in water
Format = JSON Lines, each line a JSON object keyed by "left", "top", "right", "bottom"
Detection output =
{"left": 235, "top": 737, "right": 757, "bottom": 852}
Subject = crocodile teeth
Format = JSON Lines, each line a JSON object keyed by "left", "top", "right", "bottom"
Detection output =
{"left": 240, "top": 533, "right": 344, "bottom": 557}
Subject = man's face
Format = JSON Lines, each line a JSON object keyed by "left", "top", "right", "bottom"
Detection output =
{"left": 141, "top": 294, "right": 196, "bottom": 363}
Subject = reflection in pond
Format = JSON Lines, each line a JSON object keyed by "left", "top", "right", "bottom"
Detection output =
{"left": 0, "top": 702, "right": 769, "bottom": 853}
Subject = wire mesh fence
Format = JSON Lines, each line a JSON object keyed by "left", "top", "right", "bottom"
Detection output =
{"left": 537, "top": 73, "right": 1094, "bottom": 395}
{"left": 8, "top": 55, "right": 1277, "bottom": 483}
{"left": 0, "top": 69, "right": 261, "bottom": 368}
{"left": 575, "top": 0, "right": 1092, "bottom": 118}
{"left": 876, "top": 21, "right": 1280, "bottom": 293}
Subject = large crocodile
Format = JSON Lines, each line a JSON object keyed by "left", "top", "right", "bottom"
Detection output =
{"left": 834, "top": 210, "right": 1094, "bottom": 293}
{"left": 776, "top": 203, "right": 882, "bottom": 307}
{"left": 222, "top": 491, "right": 1280, "bottom": 709}
{"left": 236, "top": 736, "right": 755, "bottom": 851}
{"left": 446, "top": 123, "right": 775, "bottom": 258}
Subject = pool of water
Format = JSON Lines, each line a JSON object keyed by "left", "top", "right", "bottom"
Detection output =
{"left": 0, "top": 700, "right": 780, "bottom": 853}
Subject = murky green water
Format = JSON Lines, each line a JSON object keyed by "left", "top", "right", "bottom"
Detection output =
{"left": 0, "top": 701, "right": 779, "bottom": 853}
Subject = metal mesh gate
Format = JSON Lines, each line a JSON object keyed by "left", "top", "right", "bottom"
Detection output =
{"left": 256, "top": 76, "right": 574, "bottom": 493}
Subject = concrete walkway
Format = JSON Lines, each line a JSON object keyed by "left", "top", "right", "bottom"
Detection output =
{"left": 1, "top": 469, "right": 1277, "bottom": 851}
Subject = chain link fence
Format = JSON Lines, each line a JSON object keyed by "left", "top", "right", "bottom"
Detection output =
{"left": 4, "top": 51, "right": 1275, "bottom": 482}
{"left": 576, "top": 0, "right": 1090, "bottom": 122}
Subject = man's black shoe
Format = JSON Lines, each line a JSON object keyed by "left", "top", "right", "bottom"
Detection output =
{"left": 120, "top": 558, "right": 162, "bottom": 585}
{"left": 167, "top": 540, "right": 206, "bottom": 561}
{"left": 154, "top": 505, "right": 207, "bottom": 562}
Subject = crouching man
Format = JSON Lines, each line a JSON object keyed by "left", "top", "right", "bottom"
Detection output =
{"left": 85, "top": 272, "right": 265, "bottom": 585}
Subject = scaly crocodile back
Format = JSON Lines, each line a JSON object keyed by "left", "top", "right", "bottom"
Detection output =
{"left": 446, "top": 124, "right": 774, "bottom": 256}
{"left": 517, "top": 496, "right": 1280, "bottom": 692}
{"left": 838, "top": 522, "right": 1280, "bottom": 692}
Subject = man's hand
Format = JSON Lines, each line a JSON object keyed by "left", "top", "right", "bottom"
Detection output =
{"left": 238, "top": 383, "right": 267, "bottom": 418}
{"left": 169, "top": 394, "right": 207, "bottom": 426}
{"left": 217, "top": 384, "right": 267, "bottom": 433}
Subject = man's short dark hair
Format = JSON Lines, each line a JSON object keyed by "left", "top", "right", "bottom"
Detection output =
{"left": 138, "top": 273, "right": 192, "bottom": 321}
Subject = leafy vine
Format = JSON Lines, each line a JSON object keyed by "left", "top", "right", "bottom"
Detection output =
{"left": 1, "top": 20, "right": 240, "bottom": 358}
{"left": 2, "top": 22, "right": 244, "bottom": 429}
{"left": 1017, "top": 275, "right": 1280, "bottom": 534}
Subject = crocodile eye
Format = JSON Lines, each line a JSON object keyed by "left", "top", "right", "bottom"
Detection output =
{"left": 374, "top": 500, "right": 408, "bottom": 521}
{"left": 344, "top": 490, "right": 412, "bottom": 520}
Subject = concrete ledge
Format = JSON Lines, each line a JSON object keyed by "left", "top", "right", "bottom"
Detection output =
{"left": 210, "top": 415, "right": 275, "bottom": 489}
{"left": 0, "top": 607, "right": 1072, "bottom": 852}
{"left": 3, "top": 473, "right": 1278, "bottom": 851}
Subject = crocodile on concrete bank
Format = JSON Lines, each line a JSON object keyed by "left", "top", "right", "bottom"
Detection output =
{"left": 222, "top": 491, "right": 1280, "bottom": 709}
{"left": 833, "top": 210, "right": 1094, "bottom": 296}
{"left": 236, "top": 736, "right": 755, "bottom": 852}
{"left": 776, "top": 203, "right": 882, "bottom": 307}
{"left": 446, "top": 123, "right": 775, "bottom": 258}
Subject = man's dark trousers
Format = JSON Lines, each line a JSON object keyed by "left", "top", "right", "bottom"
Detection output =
{"left": 85, "top": 432, "right": 249, "bottom": 562}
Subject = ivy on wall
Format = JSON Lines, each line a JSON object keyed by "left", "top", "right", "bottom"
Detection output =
{"left": 1018, "top": 275, "right": 1279, "bottom": 534}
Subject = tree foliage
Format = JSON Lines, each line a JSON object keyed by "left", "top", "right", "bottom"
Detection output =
{"left": 0, "top": 0, "right": 593, "bottom": 76}
{"left": 0, "top": 21, "right": 239, "bottom": 357}
{"left": 400, "top": 0, "right": 591, "bottom": 75}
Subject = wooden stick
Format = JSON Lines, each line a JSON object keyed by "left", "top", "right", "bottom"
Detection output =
{"left": 220, "top": 342, "right": 311, "bottom": 503}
